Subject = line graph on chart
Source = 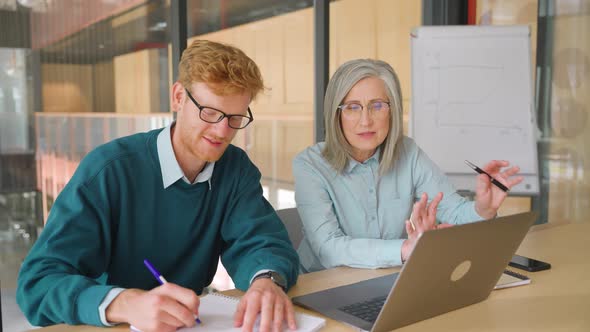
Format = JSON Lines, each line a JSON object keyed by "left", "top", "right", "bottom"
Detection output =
{"left": 419, "top": 49, "right": 531, "bottom": 143}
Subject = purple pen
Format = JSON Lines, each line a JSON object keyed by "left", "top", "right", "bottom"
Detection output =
{"left": 143, "top": 259, "right": 167, "bottom": 285}
{"left": 143, "top": 259, "right": 201, "bottom": 324}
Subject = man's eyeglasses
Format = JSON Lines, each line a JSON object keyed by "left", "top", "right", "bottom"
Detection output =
{"left": 337, "top": 100, "right": 390, "bottom": 119}
{"left": 185, "top": 89, "right": 254, "bottom": 129}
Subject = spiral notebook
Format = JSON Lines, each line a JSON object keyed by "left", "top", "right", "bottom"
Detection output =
{"left": 130, "top": 293, "right": 325, "bottom": 332}
{"left": 494, "top": 269, "right": 531, "bottom": 290}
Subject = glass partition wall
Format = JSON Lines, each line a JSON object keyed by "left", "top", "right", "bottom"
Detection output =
{"left": 476, "top": 0, "right": 590, "bottom": 223}
{"left": 1, "top": 5, "right": 38, "bottom": 291}
{"left": 1, "top": 0, "right": 172, "bottom": 292}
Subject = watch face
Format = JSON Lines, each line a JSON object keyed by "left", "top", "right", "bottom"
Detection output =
{"left": 270, "top": 272, "right": 286, "bottom": 288}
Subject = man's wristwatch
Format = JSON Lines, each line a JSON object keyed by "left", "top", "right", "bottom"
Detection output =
{"left": 252, "top": 271, "right": 287, "bottom": 292}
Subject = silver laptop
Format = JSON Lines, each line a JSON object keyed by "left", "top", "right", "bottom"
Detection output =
{"left": 293, "top": 211, "right": 538, "bottom": 331}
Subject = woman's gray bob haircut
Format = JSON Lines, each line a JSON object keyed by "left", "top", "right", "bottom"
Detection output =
{"left": 322, "top": 59, "right": 404, "bottom": 175}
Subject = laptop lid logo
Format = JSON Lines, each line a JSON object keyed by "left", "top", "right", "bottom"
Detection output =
{"left": 451, "top": 260, "right": 472, "bottom": 282}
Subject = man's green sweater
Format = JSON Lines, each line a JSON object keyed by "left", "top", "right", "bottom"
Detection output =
{"left": 16, "top": 128, "right": 299, "bottom": 326}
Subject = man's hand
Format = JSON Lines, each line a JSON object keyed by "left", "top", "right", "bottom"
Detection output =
{"left": 234, "top": 277, "right": 297, "bottom": 332}
{"left": 105, "top": 283, "right": 200, "bottom": 332}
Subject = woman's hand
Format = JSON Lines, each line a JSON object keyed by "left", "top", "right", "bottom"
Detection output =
{"left": 401, "top": 192, "right": 451, "bottom": 261}
{"left": 474, "top": 160, "right": 524, "bottom": 219}
{"left": 408, "top": 192, "right": 442, "bottom": 236}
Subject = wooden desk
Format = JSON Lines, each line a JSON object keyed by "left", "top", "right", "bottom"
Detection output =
{"left": 30, "top": 222, "right": 590, "bottom": 331}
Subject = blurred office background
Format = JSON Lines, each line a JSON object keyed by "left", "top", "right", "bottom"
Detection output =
{"left": 0, "top": 0, "right": 588, "bottom": 330}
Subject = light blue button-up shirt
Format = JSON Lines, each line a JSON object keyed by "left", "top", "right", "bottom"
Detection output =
{"left": 293, "top": 136, "right": 483, "bottom": 273}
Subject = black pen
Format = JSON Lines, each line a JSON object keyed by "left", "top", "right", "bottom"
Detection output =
{"left": 464, "top": 160, "right": 509, "bottom": 192}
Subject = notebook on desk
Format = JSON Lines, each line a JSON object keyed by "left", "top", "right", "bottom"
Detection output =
{"left": 130, "top": 292, "right": 325, "bottom": 332}
{"left": 494, "top": 269, "right": 531, "bottom": 289}
{"left": 293, "top": 211, "right": 538, "bottom": 332}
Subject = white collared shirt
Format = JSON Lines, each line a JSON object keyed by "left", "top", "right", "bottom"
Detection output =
{"left": 156, "top": 122, "right": 215, "bottom": 188}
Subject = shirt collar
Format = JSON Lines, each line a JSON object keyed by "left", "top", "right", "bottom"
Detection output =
{"left": 344, "top": 148, "right": 381, "bottom": 173}
{"left": 156, "top": 122, "right": 215, "bottom": 189}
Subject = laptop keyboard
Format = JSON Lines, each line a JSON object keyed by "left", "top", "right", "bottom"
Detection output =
{"left": 338, "top": 295, "right": 388, "bottom": 323}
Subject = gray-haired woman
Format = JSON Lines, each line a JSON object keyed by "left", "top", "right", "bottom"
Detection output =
{"left": 293, "top": 59, "right": 523, "bottom": 273}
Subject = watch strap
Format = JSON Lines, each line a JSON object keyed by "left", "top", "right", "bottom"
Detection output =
{"left": 252, "top": 271, "right": 287, "bottom": 291}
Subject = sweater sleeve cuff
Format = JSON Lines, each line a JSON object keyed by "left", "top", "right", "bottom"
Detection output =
{"left": 75, "top": 285, "right": 117, "bottom": 326}
{"left": 98, "top": 288, "right": 126, "bottom": 326}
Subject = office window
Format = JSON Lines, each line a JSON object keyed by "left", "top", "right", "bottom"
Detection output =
{"left": 477, "top": 0, "right": 590, "bottom": 223}
{"left": 30, "top": 1, "right": 173, "bottom": 220}
{"left": 1, "top": 1, "right": 175, "bottom": 290}
{"left": 1, "top": 5, "right": 38, "bottom": 291}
